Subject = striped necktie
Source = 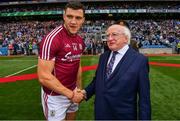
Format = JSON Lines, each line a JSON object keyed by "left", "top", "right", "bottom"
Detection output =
{"left": 106, "top": 51, "right": 118, "bottom": 79}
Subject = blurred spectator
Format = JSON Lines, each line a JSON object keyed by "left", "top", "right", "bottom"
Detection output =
{"left": 0, "top": 2, "right": 179, "bottom": 13}
{"left": 177, "top": 41, "right": 180, "bottom": 54}
{"left": 1, "top": 19, "right": 180, "bottom": 55}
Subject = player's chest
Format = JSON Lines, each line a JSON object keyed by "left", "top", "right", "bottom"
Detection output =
{"left": 63, "top": 40, "right": 83, "bottom": 54}
{"left": 58, "top": 40, "right": 83, "bottom": 62}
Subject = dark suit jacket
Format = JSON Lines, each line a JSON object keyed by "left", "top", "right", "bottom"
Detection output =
{"left": 85, "top": 46, "right": 151, "bottom": 120}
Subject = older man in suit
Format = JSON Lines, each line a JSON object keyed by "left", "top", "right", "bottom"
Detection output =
{"left": 83, "top": 24, "right": 151, "bottom": 120}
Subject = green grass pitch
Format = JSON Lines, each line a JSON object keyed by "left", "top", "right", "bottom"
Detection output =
{"left": 0, "top": 55, "right": 180, "bottom": 120}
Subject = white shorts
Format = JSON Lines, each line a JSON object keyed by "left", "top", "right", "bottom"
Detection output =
{"left": 41, "top": 88, "right": 78, "bottom": 121}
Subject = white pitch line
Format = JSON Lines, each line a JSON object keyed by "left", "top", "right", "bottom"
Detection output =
{"left": 5, "top": 65, "right": 37, "bottom": 77}
{"left": 0, "top": 60, "right": 37, "bottom": 62}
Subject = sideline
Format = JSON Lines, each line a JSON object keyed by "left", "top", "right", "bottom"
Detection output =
{"left": 0, "top": 65, "right": 98, "bottom": 83}
{"left": 149, "top": 62, "right": 180, "bottom": 67}
{"left": 1, "top": 62, "right": 180, "bottom": 83}
{"left": 5, "top": 65, "right": 37, "bottom": 77}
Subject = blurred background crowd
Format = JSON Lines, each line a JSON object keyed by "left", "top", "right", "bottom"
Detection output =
{"left": 0, "top": 0, "right": 180, "bottom": 55}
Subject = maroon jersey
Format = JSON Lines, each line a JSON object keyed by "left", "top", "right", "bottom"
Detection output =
{"left": 39, "top": 25, "right": 85, "bottom": 95}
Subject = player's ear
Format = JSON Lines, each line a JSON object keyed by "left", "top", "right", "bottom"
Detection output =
{"left": 81, "top": 17, "right": 85, "bottom": 25}
{"left": 83, "top": 17, "right": 85, "bottom": 23}
{"left": 63, "top": 13, "right": 65, "bottom": 21}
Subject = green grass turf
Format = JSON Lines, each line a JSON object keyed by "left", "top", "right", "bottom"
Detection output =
{"left": 81, "top": 55, "right": 99, "bottom": 66}
{"left": 0, "top": 80, "right": 44, "bottom": 120}
{"left": 0, "top": 55, "right": 180, "bottom": 120}
{"left": 0, "top": 56, "right": 38, "bottom": 77}
{"left": 148, "top": 56, "right": 180, "bottom": 64}
{"left": 150, "top": 67, "right": 180, "bottom": 119}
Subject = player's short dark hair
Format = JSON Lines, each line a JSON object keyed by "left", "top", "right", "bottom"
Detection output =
{"left": 115, "top": 20, "right": 130, "bottom": 29}
{"left": 64, "top": 1, "right": 85, "bottom": 16}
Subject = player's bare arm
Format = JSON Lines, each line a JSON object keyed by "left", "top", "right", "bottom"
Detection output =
{"left": 76, "top": 62, "right": 82, "bottom": 89}
{"left": 37, "top": 58, "right": 73, "bottom": 99}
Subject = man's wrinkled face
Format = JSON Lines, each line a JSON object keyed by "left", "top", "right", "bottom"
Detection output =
{"left": 106, "top": 25, "right": 128, "bottom": 51}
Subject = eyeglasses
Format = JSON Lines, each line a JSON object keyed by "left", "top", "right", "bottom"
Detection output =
{"left": 105, "top": 32, "right": 124, "bottom": 40}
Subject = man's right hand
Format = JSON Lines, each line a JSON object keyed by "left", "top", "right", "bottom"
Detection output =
{"left": 71, "top": 88, "right": 84, "bottom": 103}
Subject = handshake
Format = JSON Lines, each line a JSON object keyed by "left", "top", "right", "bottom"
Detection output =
{"left": 70, "top": 88, "right": 86, "bottom": 103}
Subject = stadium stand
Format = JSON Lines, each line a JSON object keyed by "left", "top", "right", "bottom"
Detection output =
{"left": 0, "top": 0, "right": 180, "bottom": 55}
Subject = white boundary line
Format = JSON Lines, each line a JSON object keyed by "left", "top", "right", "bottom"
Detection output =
{"left": 0, "top": 60, "right": 37, "bottom": 62}
{"left": 5, "top": 65, "right": 37, "bottom": 77}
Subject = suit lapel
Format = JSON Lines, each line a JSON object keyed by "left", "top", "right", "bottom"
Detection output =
{"left": 108, "top": 47, "right": 137, "bottom": 81}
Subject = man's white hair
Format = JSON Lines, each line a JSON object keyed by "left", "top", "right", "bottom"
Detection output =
{"left": 121, "top": 25, "right": 131, "bottom": 44}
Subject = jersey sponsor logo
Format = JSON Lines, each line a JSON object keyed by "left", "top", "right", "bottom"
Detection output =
{"left": 61, "top": 52, "right": 81, "bottom": 62}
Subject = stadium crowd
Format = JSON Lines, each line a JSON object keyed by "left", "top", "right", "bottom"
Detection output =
{"left": 0, "top": 2, "right": 179, "bottom": 13}
{"left": 0, "top": 19, "right": 180, "bottom": 55}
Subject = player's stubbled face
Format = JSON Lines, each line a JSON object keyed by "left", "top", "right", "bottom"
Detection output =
{"left": 63, "top": 8, "right": 84, "bottom": 35}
